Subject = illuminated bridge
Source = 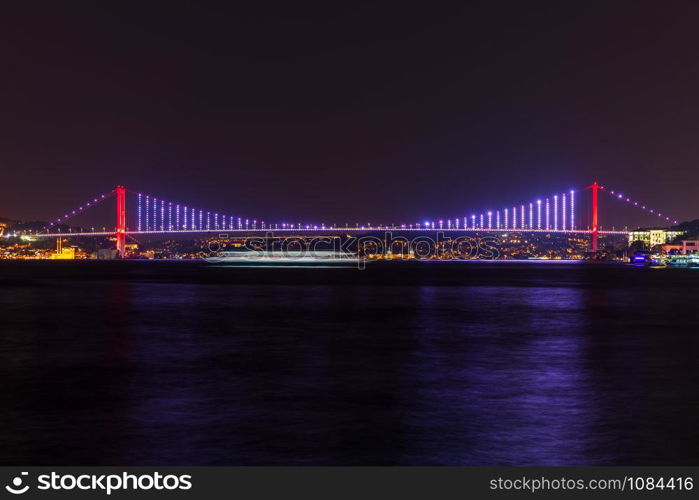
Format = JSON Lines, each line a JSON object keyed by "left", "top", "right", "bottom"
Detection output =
{"left": 23, "top": 182, "right": 679, "bottom": 257}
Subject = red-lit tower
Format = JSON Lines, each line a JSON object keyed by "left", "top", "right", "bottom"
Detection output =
{"left": 589, "top": 181, "right": 599, "bottom": 252}
{"left": 115, "top": 185, "right": 126, "bottom": 257}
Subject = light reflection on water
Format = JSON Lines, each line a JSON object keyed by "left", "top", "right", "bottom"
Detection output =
{"left": 409, "top": 286, "right": 599, "bottom": 465}
{"left": 0, "top": 261, "right": 698, "bottom": 465}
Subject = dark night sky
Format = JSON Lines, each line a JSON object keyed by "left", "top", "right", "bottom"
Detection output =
{"left": 1, "top": 2, "right": 698, "bottom": 225}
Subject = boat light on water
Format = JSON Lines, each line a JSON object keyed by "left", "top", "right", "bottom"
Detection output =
{"left": 205, "top": 249, "right": 360, "bottom": 266}
{"left": 666, "top": 254, "right": 699, "bottom": 267}
{"left": 629, "top": 250, "right": 662, "bottom": 266}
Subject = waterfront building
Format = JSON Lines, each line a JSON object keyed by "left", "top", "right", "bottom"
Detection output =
{"left": 660, "top": 240, "right": 699, "bottom": 255}
{"left": 680, "top": 240, "right": 699, "bottom": 254}
{"left": 628, "top": 228, "right": 684, "bottom": 247}
{"left": 50, "top": 247, "right": 76, "bottom": 259}
{"left": 661, "top": 245, "right": 682, "bottom": 254}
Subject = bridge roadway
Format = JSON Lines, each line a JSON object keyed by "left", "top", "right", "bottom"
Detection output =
{"left": 27, "top": 228, "right": 629, "bottom": 238}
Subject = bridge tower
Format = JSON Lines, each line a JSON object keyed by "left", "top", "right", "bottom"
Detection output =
{"left": 590, "top": 181, "right": 599, "bottom": 252}
{"left": 115, "top": 185, "right": 126, "bottom": 257}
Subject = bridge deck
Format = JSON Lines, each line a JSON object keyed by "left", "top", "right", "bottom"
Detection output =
{"left": 27, "top": 228, "right": 630, "bottom": 237}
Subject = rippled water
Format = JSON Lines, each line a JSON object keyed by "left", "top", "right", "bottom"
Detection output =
{"left": 1, "top": 260, "right": 698, "bottom": 465}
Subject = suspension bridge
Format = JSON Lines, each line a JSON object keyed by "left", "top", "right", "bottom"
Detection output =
{"left": 24, "top": 182, "right": 679, "bottom": 257}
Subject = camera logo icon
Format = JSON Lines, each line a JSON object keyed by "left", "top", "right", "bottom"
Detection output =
{"left": 5, "top": 472, "right": 29, "bottom": 495}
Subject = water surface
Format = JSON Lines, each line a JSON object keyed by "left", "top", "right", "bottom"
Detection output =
{"left": 1, "top": 261, "right": 698, "bottom": 465}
